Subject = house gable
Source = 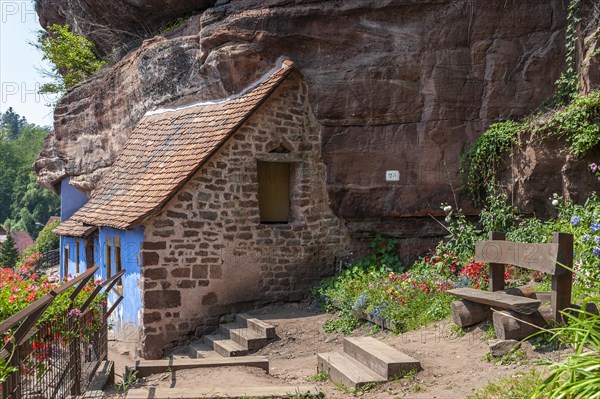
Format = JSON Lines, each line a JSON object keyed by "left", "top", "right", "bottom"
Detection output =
{"left": 139, "top": 66, "right": 351, "bottom": 358}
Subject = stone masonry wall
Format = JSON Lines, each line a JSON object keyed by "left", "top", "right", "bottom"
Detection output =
{"left": 139, "top": 73, "right": 351, "bottom": 359}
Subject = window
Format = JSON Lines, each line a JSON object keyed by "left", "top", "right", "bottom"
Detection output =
{"left": 114, "top": 237, "right": 123, "bottom": 294}
{"left": 257, "top": 161, "right": 290, "bottom": 223}
{"left": 85, "top": 237, "right": 94, "bottom": 269}
{"left": 63, "top": 245, "right": 70, "bottom": 279}
{"left": 75, "top": 240, "right": 80, "bottom": 274}
{"left": 105, "top": 237, "right": 112, "bottom": 279}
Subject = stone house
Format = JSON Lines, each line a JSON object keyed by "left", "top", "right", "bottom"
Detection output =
{"left": 54, "top": 60, "right": 351, "bottom": 358}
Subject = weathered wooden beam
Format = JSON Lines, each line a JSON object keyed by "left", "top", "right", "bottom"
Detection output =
{"left": 492, "top": 307, "right": 553, "bottom": 340}
{"left": 451, "top": 300, "right": 491, "bottom": 327}
{"left": 488, "top": 231, "right": 506, "bottom": 292}
{"left": 450, "top": 285, "right": 538, "bottom": 328}
{"left": 448, "top": 287, "right": 541, "bottom": 314}
{"left": 552, "top": 232, "right": 573, "bottom": 322}
{"left": 475, "top": 240, "right": 561, "bottom": 274}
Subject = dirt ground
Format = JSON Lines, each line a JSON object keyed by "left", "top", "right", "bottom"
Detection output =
{"left": 105, "top": 302, "right": 567, "bottom": 398}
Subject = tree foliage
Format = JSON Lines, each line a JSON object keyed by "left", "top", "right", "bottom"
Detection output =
{"left": 36, "top": 24, "right": 106, "bottom": 95}
{"left": 0, "top": 109, "right": 59, "bottom": 239}
{"left": 0, "top": 232, "right": 20, "bottom": 268}
{"left": 0, "top": 107, "right": 27, "bottom": 140}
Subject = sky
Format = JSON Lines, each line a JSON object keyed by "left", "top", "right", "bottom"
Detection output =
{"left": 0, "top": 0, "right": 56, "bottom": 127}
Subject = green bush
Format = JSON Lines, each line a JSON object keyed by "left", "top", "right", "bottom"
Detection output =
{"left": 36, "top": 24, "right": 106, "bottom": 95}
{"left": 315, "top": 193, "right": 600, "bottom": 336}
{"left": 460, "top": 121, "right": 521, "bottom": 204}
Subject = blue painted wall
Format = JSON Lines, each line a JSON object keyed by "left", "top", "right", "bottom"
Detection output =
{"left": 57, "top": 176, "right": 144, "bottom": 342}
{"left": 60, "top": 178, "right": 89, "bottom": 221}
{"left": 95, "top": 226, "right": 144, "bottom": 342}
{"left": 60, "top": 236, "right": 87, "bottom": 278}
{"left": 59, "top": 177, "right": 90, "bottom": 279}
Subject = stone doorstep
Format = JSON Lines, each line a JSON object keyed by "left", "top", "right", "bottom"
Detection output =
{"left": 343, "top": 337, "right": 421, "bottom": 379}
{"left": 317, "top": 351, "right": 387, "bottom": 388}
{"left": 130, "top": 356, "right": 269, "bottom": 378}
{"left": 126, "top": 385, "right": 320, "bottom": 399}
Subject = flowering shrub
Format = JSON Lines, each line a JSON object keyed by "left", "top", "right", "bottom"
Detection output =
{"left": 0, "top": 254, "right": 105, "bottom": 326}
{"left": 316, "top": 190, "right": 600, "bottom": 335}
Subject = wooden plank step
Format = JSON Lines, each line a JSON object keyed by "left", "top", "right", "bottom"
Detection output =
{"left": 237, "top": 313, "right": 276, "bottom": 339}
{"left": 448, "top": 288, "right": 541, "bottom": 314}
{"left": 130, "top": 356, "right": 269, "bottom": 378}
{"left": 205, "top": 334, "right": 249, "bottom": 357}
{"left": 126, "top": 385, "right": 319, "bottom": 399}
{"left": 343, "top": 337, "right": 420, "bottom": 378}
{"left": 317, "top": 351, "right": 386, "bottom": 388}
{"left": 187, "top": 340, "right": 220, "bottom": 359}
{"left": 225, "top": 326, "right": 269, "bottom": 350}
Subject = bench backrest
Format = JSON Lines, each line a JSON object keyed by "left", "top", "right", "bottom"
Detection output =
{"left": 474, "top": 231, "right": 573, "bottom": 321}
{"left": 476, "top": 241, "right": 562, "bottom": 275}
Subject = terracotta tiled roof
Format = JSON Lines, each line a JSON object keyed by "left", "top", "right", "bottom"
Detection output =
{"left": 53, "top": 219, "right": 97, "bottom": 237}
{"left": 56, "top": 60, "right": 295, "bottom": 234}
{"left": 11, "top": 231, "right": 34, "bottom": 254}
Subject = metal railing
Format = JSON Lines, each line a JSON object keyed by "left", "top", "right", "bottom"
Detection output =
{"left": 0, "top": 266, "right": 125, "bottom": 399}
{"left": 33, "top": 249, "right": 60, "bottom": 271}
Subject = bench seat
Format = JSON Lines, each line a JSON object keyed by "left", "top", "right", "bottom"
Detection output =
{"left": 448, "top": 287, "right": 541, "bottom": 314}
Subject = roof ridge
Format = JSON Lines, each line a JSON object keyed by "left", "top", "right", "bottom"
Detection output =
{"left": 146, "top": 59, "right": 295, "bottom": 117}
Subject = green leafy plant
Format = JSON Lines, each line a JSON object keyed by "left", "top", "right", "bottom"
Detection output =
{"left": 116, "top": 369, "right": 140, "bottom": 395}
{"left": 460, "top": 121, "right": 521, "bottom": 204}
{"left": 553, "top": 0, "right": 581, "bottom": 105}
{"left": 36, "top": 24, "right": 106, "bottom": 96}
{"left": 545, "top": 90, "right": 600, "bottom": 156}
{"left": 532, "top": 297, "right": 600, "bottom": 399}
{"left": 306, "top": 371, "right": 329, "bottom": 382}
{"left": 467, "top": 369, "right": 542, "bottom": 399}
{"left": 353, "top": 234, "right": 405, "bottom": 273}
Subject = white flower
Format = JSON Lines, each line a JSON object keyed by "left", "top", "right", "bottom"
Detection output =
{"left": 552, "top": 199, "right": 559, "bottom": 206}
{"left": 552, "top": 193, "right": 558, "bottom": 198}
{"left": 443, "top": 205, "right": 452, "bottom": 213}
{"left": 445, "top": 216, "right": 451, "bottom": 223}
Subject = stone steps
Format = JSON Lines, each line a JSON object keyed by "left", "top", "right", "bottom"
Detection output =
{"left": 224, "top": 326, "right": 270, "bottom": 350}
{"left": 236, "top": 313, "right": 277, "bottom": 339}
{"left": 317, "top": 352, "right": 387, "bottom": 388}
{"left": 344, "top": 336, "right": 421, "bottom": 379}
{"left": 203, "top": 313, "right": 276, "bottom": 357}
{"left": 205, "top": 334, "right": 249, "bottom": 357}
{"left": 317, "top": 337, "right": 421, "bottom": 388}
{"left": 126, "top": 385, "right": 320, "bottom": 399}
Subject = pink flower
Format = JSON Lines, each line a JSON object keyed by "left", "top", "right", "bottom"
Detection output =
{"left": 68, "top": 309, "right": 82, "bottom": 317}
{"left": 8, "top": 295, "right": 18, "bottom": 303}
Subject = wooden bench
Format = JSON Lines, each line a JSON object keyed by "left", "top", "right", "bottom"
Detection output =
{"left": 449, "top": 232, "right": 573, "bottom": 337}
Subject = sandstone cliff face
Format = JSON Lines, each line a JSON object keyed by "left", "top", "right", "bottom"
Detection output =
{"left": 34, "top": 0, "right": 215, "bottom": 59}
{"left": 35, "top": 0, "right": 578, "bottom": 250}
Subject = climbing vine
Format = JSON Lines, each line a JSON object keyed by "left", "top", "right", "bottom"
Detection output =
{"left": 553, "top": 0, "right": 581, "bottom": 105}
{"left": 460, "top": 121, "right": 522, "bottom": 205}
{"left": 461, "top": 90, "right": 600, "bottom": 202}
{"left": 460, "top": 0, "right": 599, "bottom": 203}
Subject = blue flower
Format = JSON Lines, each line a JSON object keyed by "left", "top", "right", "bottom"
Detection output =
{"left": 583, "top": 234, "right": 591, "bottom": 242}
{"left": 571, "top": 216, "right": 581, "bottom": 226}
{"left": 352, "top": 294, "right": 368, "bottom": 312}
{"left": 596, "top": 236, "right": 600, "bottom": 245}
{"left": 593, "top": 247, "right": 600, "bottom": 258}
{"left": 591, "top": 222, "right": 600, "bottom": 233}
